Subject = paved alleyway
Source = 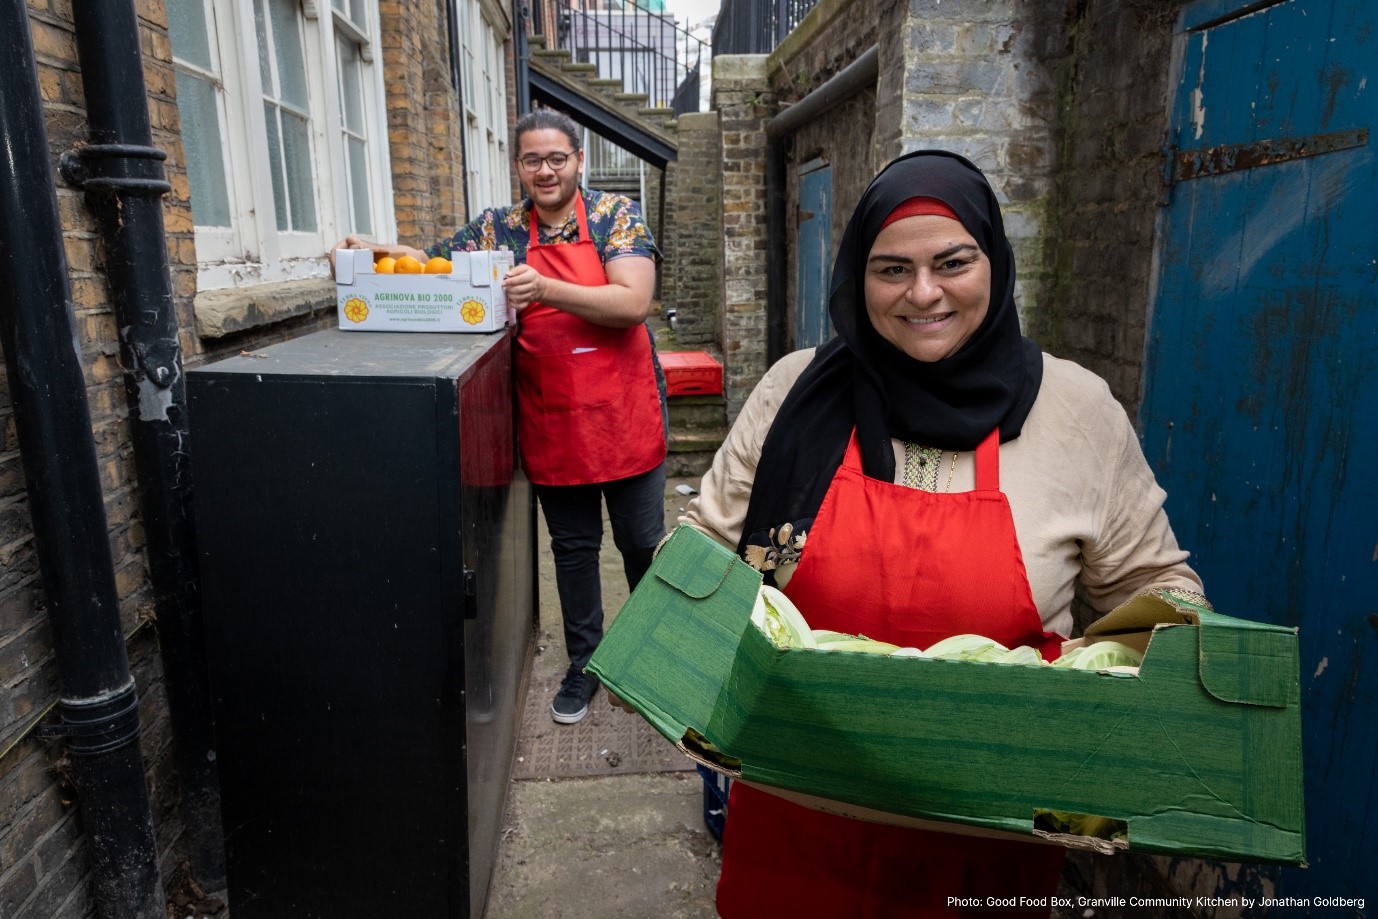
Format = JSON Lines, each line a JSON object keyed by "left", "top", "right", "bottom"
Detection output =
{"left": 483, "top": 475, "right": 723, "bottom": 918}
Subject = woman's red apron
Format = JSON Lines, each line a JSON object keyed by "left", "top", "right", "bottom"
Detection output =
{"left": 514, "top": 195, "right": 665, "bottom": 486}
{"left": 717, "top": 429, "right": 1067, "bottom": 918}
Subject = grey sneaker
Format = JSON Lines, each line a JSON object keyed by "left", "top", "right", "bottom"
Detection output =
{"left": 551, "top": 666, "right": 600, "bottom": 724}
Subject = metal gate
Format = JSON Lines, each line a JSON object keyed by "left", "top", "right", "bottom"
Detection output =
{"left": 1140, "top": 0, "right": 1375, "bottom": 909}
{"left": 796, "top": 160, "right": 832, "bottom": 350}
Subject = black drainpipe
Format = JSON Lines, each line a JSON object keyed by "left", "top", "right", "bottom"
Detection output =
{"left": 0, "top": 4, "right": 163, "bottom": 917}
{"left": 58, "top": 0, "right": 227, "bottom": 890}
{"left": 764, "top": 45, "right": 879, "bottom": 365}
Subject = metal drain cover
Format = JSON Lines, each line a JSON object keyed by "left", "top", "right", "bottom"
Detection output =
{"left": 513, "top": 676, "right": 695, "bottom": 779}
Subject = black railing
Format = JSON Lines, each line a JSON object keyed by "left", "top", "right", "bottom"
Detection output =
{"left": 670, "top": 60, "right": 700, "bottom": 115}
{"left": 712, "top": 0, "right": 817, "bottom": 55}
{"left": 531, "top": 0, "right": 709, "bottom": 113}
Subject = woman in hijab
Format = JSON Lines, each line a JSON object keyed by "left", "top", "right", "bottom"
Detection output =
{"left": 681, "top": 151, "right": 1204, "bottom": 916}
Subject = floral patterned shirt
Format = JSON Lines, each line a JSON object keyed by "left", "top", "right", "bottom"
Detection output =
{"left": 425, "top": 187, "right": 660, "bottom": 266}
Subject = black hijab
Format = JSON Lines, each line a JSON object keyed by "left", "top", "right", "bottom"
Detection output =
{"left": 737, "top": 151, "right": 1043, "bottom": 570}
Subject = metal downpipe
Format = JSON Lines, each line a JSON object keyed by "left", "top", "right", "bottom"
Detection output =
{"left": 0, "top": 3, "right": 162, "bottom": 917}
{"left": 764, "top": 45, "right": 880, "bottom": 364}
{"left": 62, "top": 0, "right": 227, "bottom": 890}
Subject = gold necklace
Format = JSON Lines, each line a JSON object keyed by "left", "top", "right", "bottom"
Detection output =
{"left": 903, "top": 444, "right": 959, "bottom": 492}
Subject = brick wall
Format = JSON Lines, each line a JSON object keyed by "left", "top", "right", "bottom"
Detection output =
{"left": 896, "top": 0, "right": 1070, "bottom": 333}
{"left": 2, "top": 3, "right": 198, "bottom": 916}
{"left": 711, "top": 55, "right": 775, "bottom": 420}
{"left": 2, "top": 1, "right": 473, "bottom": 915}
{"left": 380, "top": 0, "right": 468, "bottom": 249}
{"left": 1035, "top": 0, "right": 1189, "bottom": 414}
{"left": 662, "top": 111, "right": 723, "bottom": 349}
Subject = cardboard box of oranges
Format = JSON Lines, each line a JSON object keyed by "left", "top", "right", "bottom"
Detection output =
{"left": 334, "top": 248, "right": 514, "bottom": 332}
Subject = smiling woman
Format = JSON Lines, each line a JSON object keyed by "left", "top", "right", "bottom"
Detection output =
{"left": 678, "top": 151, "right": 1205, "bottom": 917}
{"left": 862, "top": 199, "right": 992, "bottom": 363}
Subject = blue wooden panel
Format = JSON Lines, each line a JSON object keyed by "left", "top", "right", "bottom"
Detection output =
{"left": 796, "top": 164, "right": 832, "bottom": 351}
{"left": 1143, "top": 0, "right": 1375, "bottom": 909}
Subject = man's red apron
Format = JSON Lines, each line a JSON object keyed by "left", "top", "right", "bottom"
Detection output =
{"left": 717, "top": 429, "right": 1067, "bottom": 918}
{"left": 514, "top": 195, "right": 665, "bottom": 486}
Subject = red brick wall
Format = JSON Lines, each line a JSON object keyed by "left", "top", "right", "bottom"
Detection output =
{"left": 2, "top": 1, "right": 475, "bottom": 914}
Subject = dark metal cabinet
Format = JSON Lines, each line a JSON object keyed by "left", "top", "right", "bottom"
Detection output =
{"left": 187, "top": 330, "right": 535, "bottom": 918}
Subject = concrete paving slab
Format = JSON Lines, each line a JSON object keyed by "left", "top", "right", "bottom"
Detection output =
{"left": 484, "top": 474, "right": 723, "bottom": 918}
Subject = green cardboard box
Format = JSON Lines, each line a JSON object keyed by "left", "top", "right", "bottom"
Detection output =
{"left": 587, "top": 525, "right": 1306, "bottom": 864}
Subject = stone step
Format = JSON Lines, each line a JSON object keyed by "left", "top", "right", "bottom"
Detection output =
{"left": 532, "top": 48, "right": 573, "bottom": 65}
{"left": 667, "top": 394, "right": 727, "bottom": 431}
{"left": 639, "top": 106, "right": 674, "bottom": 119}
{"left": 613, "top": 92, "right": 650, "bottom": 106}
{"left": 560, "top": 62, "right": 599, "bottom": 76}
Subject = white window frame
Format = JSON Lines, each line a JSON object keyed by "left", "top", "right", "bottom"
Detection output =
{"left": 456, "top": 0, "right": 512, "bottom": 218}
{"left": 171, "top": 0, "right": 395, "bottom": 292}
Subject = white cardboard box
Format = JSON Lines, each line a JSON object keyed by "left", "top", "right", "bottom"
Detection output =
{"left": 334, "top": 248, "right": 514, "bottom": 332}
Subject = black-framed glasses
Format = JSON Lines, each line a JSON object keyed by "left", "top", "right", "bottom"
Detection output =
{"left": 516, "top": 151, "right": 577, "bottom": 173}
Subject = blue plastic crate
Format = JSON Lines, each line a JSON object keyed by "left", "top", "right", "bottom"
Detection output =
{"left": 697, "top": 764, "right": 730, "bottom": 842}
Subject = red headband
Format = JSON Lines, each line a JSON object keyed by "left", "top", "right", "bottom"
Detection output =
{"left": 880, "top": 196, "right": 959, "bottom": 229}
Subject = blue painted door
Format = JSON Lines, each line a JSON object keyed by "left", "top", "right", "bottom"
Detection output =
{"left": 1140, "top": 0, "right": 1375, "bottom": 908}
{"left": 796, "top": 161, "right": 833, "bottom": 350}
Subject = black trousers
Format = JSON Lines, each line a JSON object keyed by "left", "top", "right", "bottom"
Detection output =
{"left": 534, "top": 461, "right": 667, "bottom": 670}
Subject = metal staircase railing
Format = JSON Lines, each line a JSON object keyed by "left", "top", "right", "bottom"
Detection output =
{"left": 712, "top": 0, "right": 818, "bottom": 56}
{"left": 529, "top": 0, "right": 709, "bottom": 116}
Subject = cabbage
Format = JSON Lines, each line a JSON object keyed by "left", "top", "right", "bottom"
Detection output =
{"left": 816, "top": 637, "right": 901, "bottom": 655}
{"left": 811, "top": 629, "right": 854, "bottom": 644}
{"left": 923, "top": 634, "right": 1010, "bottom": 662}
{"left": 751, "top": 586, "right": 817, "bottom": 649}
{"left": 997, "top": 645, "right": 1045, "bottom": 666}
{"left": 1051, "top": 641, "right": 1142, "bottom": 671}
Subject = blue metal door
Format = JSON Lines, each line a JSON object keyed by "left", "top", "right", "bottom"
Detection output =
{"left": 1141, "top": 0, "right": 1375, "bottom": 908}
{"left": 796, "top": 161, "right": 832, "bottom": 350}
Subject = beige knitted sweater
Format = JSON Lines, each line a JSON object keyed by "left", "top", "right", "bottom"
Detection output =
{"left": 682, "top": 349, "right": 1203, "bottom": 638}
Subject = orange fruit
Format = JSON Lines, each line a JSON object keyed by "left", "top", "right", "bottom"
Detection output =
{"left": 374, "top": 256, "right": 396, "bottom": 274}
{"left": 424, "top": 256, "right": 453, "bottom": 274}
{"left": 394, "top": 255, "right": 424, "bottom": 274}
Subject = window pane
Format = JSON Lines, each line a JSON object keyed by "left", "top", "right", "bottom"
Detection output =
{"left": 350, "top": 0, "right": 368, "bottom": 33}
{"left": 348, "top": 137, "right": 372, "bottom": 236}
{"left": 167, "top": 0, "right": 213, "bottom": 70}
{"left": 269, "top": 0, "right": 310, "bottom": 110}
{"left": 264, "top": 102, "right": 289, "bottom": 230}
{"left": 254, "top": 0, "right": 273, "bottom": 90}
{"left": 176, "top": 71, "right": 232, "bottom": 227}
{"left": 281, "top": 110, "right": 317, "bottom": 232}
{"left": 337, "top": 36, "right": 363, "bottom": 133}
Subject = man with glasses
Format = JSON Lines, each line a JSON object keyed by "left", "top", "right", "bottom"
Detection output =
{"left": 330, "top": 109, "right": 667, "bottom": 726}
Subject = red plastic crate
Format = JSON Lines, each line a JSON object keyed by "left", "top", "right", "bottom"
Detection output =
{"left": 658, "top": 350, "right": 723, "bottom": 397}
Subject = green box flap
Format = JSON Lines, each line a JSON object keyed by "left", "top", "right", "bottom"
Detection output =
{"left": 588, "top": 526, "right": 763, "bottom": 746}
{"left": 1086, "top": 589, "right": 1299, "bottom": 708}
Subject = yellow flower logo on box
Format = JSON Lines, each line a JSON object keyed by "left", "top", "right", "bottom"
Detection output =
{"left": 343, "top": 296, "right": 369, "bottom": 323}
{"left": 461, "top": 299, "right": 486, "bottom": 325}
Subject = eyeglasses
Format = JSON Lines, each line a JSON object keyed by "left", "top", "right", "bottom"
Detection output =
{"left": 516, "top": 151, "right": 577, "bottom": 173}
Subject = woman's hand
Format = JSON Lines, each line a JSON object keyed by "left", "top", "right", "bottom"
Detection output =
{"left": 327, "top": 235, "right": 426, "bottom": 273}
{"left": 606, "top": 687, "right": 637, "bottom": 714}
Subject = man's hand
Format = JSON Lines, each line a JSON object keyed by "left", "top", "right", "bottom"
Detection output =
{"left": 501, "top": 263, "right": 547, "bottom": 312}
{"left": 327, "top": 235, "right": 426, "bottom": 273}
{"left": 503, "top": 255, "right": 655, "bottom": 328}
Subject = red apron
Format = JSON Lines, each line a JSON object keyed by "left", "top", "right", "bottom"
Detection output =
{"left": 717, "top": 429, "right": 1067, "bottom": 918}
{"left": 514, "top": 195, "right": 666, "bottom": 486}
